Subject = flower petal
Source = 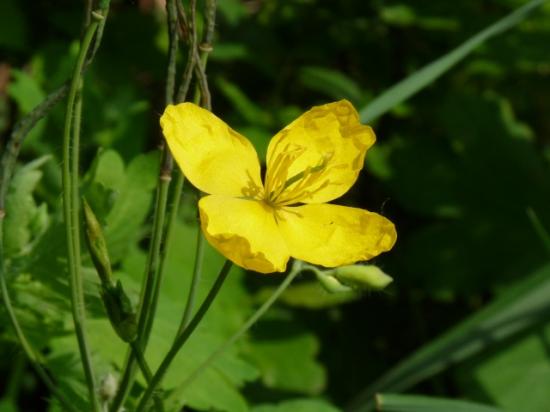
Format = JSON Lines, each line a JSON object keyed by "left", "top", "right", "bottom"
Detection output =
{"left": 161, "top": 103, "right": 263, "bottom": 198}
{"left": 265, "top": 100, "right": 375, "bottom": 204}
{"left": 199, "top": 195, "right": 290, "bottom": 273}
{"left": 277, "top": 203, "right": 396, "bottom": 267}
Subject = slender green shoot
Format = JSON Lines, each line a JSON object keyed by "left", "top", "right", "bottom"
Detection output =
{"left": 168, "top": 261, "right": 302, "bottom": 409}
{"left": 135, "top": 260, "right": 233, "bottom": 412}
{"left": 61, "top": 17, "right": 102, "bottom": 412}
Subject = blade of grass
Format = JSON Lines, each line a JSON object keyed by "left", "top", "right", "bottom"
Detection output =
{"left": 346, "top": 263, "right": 550, "bottom": 412}
{"left": 375, "top": 394, "right": 504, "bottom": 412}
{"left": 359, "top": 0, "right": 547, "bottom": 123}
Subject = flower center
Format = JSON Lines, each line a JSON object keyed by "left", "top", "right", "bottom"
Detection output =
{"left": 264, "top": 143, "right": 332, "bottom": 206}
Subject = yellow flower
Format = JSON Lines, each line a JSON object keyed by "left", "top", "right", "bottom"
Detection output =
{"left": 160, "top": 100, "right": 396, "bottom": 274}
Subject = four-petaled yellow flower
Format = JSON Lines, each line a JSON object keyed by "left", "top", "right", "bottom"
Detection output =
{"left": 160, "top": 100, "right": 396, "bottom": 273}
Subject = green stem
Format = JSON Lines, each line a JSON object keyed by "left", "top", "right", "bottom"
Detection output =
{"left": 177, "top": 227, "right": 205, "bottom": 335}
{"left": 0, "top": 84, "right": 69, "bottom": 212}
{"left": 0, "top": 225, "right": 78, "bottom": 412}
{"left": 62, "top": 18, "right": 101, "bottom": 412}
{"left": 139, "top": 176, "right": 171, "bottom": 347}
{"left": 110, "top": 0, "right": 178, "bottom": 401}
{"left": 130, "top": 342, "right": 165, "bottom": 412}
{"left": 165, "top": 0, "right": 179, "bottom": 105}
{"left": 0, "top": 2, "right": 109, "bottom": 213}
{"left": 109, "top": 175, "right": 171, "bottom": 412}
{"left": 170, "top": 262, "right": 301, "bottom": 409}
{"left": 135, "top": 260, "right": 233, "bottom": 412}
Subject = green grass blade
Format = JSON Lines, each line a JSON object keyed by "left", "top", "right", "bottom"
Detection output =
{"left": 375, "top": 394, "right": 504, "bottom": 412}
{"left": 359, "top": 0, "right": 547, "bottom": 123}
{"left": 346, "top": 263, "right": 550, "bottom": 412}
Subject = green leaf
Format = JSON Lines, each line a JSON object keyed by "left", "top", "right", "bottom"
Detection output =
{"left": 251, "top": 398, "right": 340, "bottom": 412}
{"left": 84, "top": 150, "right": 159, "bottom": 263}
{"left": 368, "top": 95, "right": 550, "bottom": 292}
{"left": 347, "top": 263, "right": 550, "bottom": 412}
{"left": 456, "top": 322, "right": 550, "bottom": 411}
{"left": 216, "top": 77, "right": 272, "bottom": 127}
{"left": 7, "top": 70, "right": 47, "bottom": 144}
{"left": 4, "top": 156, "right": 50, "bottom": 258}
{"left": 359, "top": 0, "right": 547, "bottom": 122}
{"left": 375, "top": 394, "right": 504, "bottom": 412}
{"left": 243, "top": 311, "right": 326, "bottom": 394}
{"left": 50, "top": 215, "right": 259, "bottom": 412}
{"left": 299, "top": 66, "right": 363, "bottom": 104}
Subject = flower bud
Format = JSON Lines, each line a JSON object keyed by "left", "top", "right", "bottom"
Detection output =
{"left": 82, "top": 198, "right": 112, "bottom": 287}
{"left": 102, "top": 281, "right": 138, "bottom": 343}
{"left": 82, "top": 199, "right": 137, "bottom": 342}
{"left": 315, "top": 270, "right": 354, "bottom": 293}
{"left": 331, "top": 264, "right": 393, "bottom": 291}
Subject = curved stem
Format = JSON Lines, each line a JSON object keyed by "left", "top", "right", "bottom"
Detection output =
{"left": 177, "top": 227, "right": 204, "bottom": 335}
{"left": 170, "top": 262, "right": 301, "bottom": 408}
{"left": 109, "top": 176, "right": 171, "bottom": 412}
{"left": 0, "top": 2, "right": 110, "bottom": 214}
{"left": 62, "top": 18, "right": 101, "bottom": 412}
{"left": 130, "top": 342, "right": 165, "bottom": 412}
{"left": 135, "top": 260, "right": 233, "bottom": 412}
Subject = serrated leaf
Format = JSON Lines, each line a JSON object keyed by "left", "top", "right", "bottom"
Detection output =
{"left": 4, "top": 156, "right": 50, "bottom": 258}
{"left": 51, "top": 215, "right": 259, "bottom": 412}
{"left": 94, "top": 151, "right": 159, "bottom": 263}
{"left": 243, "top": 311, "right": 326, "bottom": 394}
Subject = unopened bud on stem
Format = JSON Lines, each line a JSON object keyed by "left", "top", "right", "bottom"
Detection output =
{"left": 331, "top": 264, "right": 393, "bottom": 291}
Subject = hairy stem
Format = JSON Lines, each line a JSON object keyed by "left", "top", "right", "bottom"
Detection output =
{"left": 62, "top": 17, "right": 102, "bottom": 412}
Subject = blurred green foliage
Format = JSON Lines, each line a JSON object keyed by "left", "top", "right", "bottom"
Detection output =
{"left": 1, "top": 0, "right": 550, "bottom": 411}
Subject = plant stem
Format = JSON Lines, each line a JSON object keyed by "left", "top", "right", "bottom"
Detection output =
{"left": 169, "top": 262, "right": 302, "bottom": 408}
{"left": 109, "top": 175, "right": 171, "bottom": 412}
{"left": 109, "top": 1, "right": 181, "bottom": 408}
{"left": 165, "top": 0, "right": 179, "bottom": 106}
{"left": 0, "top": 2, "right": 109, "bottom": 212}
{"left": 135, "top": 260, "right": 233, "bottom": 412}
{"left": 0, "top": 84, "right": 69, "bottom": 212}
{"left": 0, "top": 226, "right": 78, "bottom": 412}
{"left": 177, "top": 227, "right": 205, "bottom": 335}
{"left": 130, "top": 342, "right": 165, "bottom": 412}
{"left": 62, "top": 17, "right": 102, "bottom": 412}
